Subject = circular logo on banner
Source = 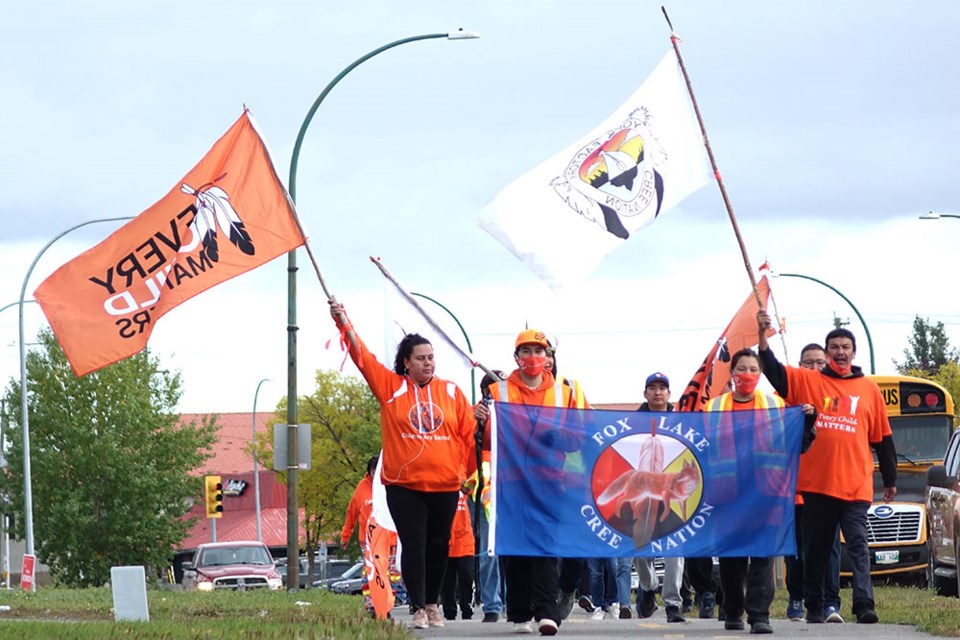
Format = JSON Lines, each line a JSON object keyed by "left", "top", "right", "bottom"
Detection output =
{"left": 408, "top": 402, "right": 444, "bottom": 434}
{"left": 592, "top": 433, "right": 703, "bottom": 548}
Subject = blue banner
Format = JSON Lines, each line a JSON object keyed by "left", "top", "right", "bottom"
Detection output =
{"left": 491, "top": 404, "right": 803, "bottom": 558}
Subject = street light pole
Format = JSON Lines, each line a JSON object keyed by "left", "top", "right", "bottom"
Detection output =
{"left": 776, "top": 272, "right": 876, "bottom": 374}
{"left": 18, "top": 216, "right": 133, "bottom": 583}
{"left": 252, "top": 378, "right": 270, "bottom": 543}
{"left": 283, "top": 29, "right": 480, "bottom": 590}
{"left": 410, "top": 292, "right": 476, "bottom": 403}
{"left": 919, "top": 211, "right": 960, "bottom": 221}
{"left": 0, "top": 301, "right": 36, "bottom": 315}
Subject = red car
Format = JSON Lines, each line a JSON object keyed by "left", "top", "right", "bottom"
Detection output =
{"left": 182, "top": 541, "right": 283, "bottom": 591}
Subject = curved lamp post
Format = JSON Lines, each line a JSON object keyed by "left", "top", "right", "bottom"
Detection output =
{"left": 0, "top": 300, "right": 36, "bottom": 315}
{"left": 409, "top": 292, "right": 476, "bottom": 403}
{"left": 18, "top": 216, "right": 133, "bottom": 583}
{"left": 775, "top": 272, "right": 875, "bottom": 374}
{"left": 919, "top": 211, "right": 960, "bottom": 221}
{"left": 252, "top": 378, "right": 271, "bottom": 543}
{"left": 283, "top": 29, "right": 480, "bottom": 589}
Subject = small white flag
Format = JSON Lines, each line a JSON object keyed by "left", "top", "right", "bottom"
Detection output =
{"left": 478, "top": 50, "right": 712, "bottom": 289}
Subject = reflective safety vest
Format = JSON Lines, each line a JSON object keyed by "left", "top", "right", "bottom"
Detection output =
{"left": 704, "top": 391, "right": 791, "bottom": 500}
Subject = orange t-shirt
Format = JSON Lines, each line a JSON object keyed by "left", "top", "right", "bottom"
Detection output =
{"left": 340, "top": 474, "right": 373, "bottom": 544}
{"left": 783, "top": 367, "right": 891, "bottom": 502}
{"left": 344, "top": 331, "right": 477, "bottom": 492}
{"left": 448, "top": 493, "right": 475, "bottom": 558}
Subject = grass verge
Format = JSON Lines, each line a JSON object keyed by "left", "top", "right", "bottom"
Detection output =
{"left": 0, "top": 587, "right": 410, "bottom": 640}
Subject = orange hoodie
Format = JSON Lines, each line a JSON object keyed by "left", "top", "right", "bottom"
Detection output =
{"left": 341, "top": 474, "right": 373, "bottom": 547}
{"left": 337, "top": 321, "right": 477, "bottom": 493}
{"left": 448, "top": 493, "right": 475, "bottom": 558}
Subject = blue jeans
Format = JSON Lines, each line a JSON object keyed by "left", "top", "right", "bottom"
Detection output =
{"left": 472, "top": 499, "right": 502, "bottom": 614}
{"left": 587, "top": 558, "right": 617, "bottom": 609}
{"left": 615, "top": 557, "right": 632, "bottom": 607}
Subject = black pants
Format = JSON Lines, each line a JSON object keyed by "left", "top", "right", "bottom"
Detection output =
{"left": 558, "top": 558, "right": 584, "bottom": 594}
{"left": 441, "top": 556, "right": 476, "bottom": 619}
{"left": 385, "top": 485, "right": 459, "bottom": 611}
{"left": 503, "top": 555, "right": 561, "bottom": 625}
{"left": 718, "top": 557, "right": 773, "bottom": 624}
{"left": 686, "top": 556, "right": 717, "bottom": 596}
{"left": 785, "top": 503, "right": 842, "bottom": 607}
{"left": 801, "top": 492, "right": 873, "bottom": 615}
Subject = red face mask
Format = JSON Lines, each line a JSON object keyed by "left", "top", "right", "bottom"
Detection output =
{"left": 517, "top": 355, "right": 547, "bottom": 377}
{"left": 826, "top": 357, "right": 852, "bottom": 377}
{"left": 732, "top": 372, "right": 760, "bottom": 396}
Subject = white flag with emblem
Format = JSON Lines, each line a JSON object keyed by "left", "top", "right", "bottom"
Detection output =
{"left": 478, "top": 50, "right": 712, "bottom": 289}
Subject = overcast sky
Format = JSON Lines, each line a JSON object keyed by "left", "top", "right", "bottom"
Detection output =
{"left": 2, "top": 1, "right": 959, "bottom": 414}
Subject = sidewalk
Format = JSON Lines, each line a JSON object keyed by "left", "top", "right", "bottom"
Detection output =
{"left": 387, "top": 605, "right": 936, "bottom": 640}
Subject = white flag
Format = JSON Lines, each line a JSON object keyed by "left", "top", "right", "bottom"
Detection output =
{"left": 478, "top": 50, "right": 712, "bottom": 289}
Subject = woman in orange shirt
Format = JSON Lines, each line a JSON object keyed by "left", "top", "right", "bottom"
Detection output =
{"left": 329, "top": 301, "right": 477, "bottom": 630}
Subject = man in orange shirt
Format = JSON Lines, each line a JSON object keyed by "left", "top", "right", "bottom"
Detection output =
{"left": 757, "top": 311, "right": 897, "bottom": 625}
{"left": 475, "top": 329, "right": 588, "bottom": 637}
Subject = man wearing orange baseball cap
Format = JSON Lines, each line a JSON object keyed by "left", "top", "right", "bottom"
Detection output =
{"left": 475, "top": 329, "right": 589, "bottom": 636}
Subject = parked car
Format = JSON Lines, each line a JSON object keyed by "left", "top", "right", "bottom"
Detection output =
{"left": 276, "top": 557, "right": 311, "bottom": 589}
{"left": 181, "top": 541, "right": 283, "bottom": 591}
{"left": 329, "top": 563, "right": 365, "bottom": 596}
{"left": 925, "top": 428, "right": 960, "bottom": 596}
{"left": 314, "top": 561, "right": 363, "bottom": 590}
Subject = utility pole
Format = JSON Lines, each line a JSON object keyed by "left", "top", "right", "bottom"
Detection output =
{"left": 0, "top": 399, "right": 9, "bottom": 589}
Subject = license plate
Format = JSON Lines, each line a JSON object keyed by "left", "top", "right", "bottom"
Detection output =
{"left": 875, "top": 550, "right": 899, "bottom": 564}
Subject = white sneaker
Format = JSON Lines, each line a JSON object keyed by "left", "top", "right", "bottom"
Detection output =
{"left": 538, "top": 618, "right": 559, "bottom": 635}
{"left": 604, "top": 608, "right": 619, "bottom": 620}
{"left": 410, "top": 608, "right": 429, "bottom": 629}
{"left": 590, "top": 608, "right": 605, "bottom": 620}
{"left": 513, "top": 620, "right": 534, "bottom": 634}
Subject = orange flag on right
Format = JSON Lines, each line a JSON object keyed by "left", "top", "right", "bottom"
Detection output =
{"left": 676, "top": 276, "right": 775, "bottom": 411}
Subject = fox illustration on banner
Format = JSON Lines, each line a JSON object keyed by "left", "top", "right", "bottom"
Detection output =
{"left": 488, "top": 403, "right": 803, "bottom": 558}
{"left": 676, "top": 277, "right": 775, "bottom": 412}
{"left": 34, "top": 111, "right": 305, "bottom": 376}
{"left": 478, "top": 50, "right": 712, "bottom": 289}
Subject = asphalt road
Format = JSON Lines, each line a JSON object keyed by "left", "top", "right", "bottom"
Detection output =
{"left": 387, "top": 606, "right": 937, "bottom": 640}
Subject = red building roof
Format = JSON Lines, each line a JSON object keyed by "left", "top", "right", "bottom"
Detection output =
{"left": 180, "top": 412, "right": 304, "bottom": 551}
{"left": 181, "top": 411, "right": 278, "bottom": 475}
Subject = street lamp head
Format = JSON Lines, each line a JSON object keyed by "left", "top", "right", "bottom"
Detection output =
{"left": 918, "top": 211, "right": 941, "bottom": 220}
{"left": 447, "top": 29, "right": 481, "bottom": 40}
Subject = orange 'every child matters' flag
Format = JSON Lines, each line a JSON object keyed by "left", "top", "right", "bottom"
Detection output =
{"left": 34, "top": 111, "right": 305, "bottom": 376}
{"left": 676, "top": 276, "right": 774, "bottom": 411}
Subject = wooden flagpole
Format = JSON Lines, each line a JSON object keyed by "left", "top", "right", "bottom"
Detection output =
{"left": 370, "top": 256, "right": 498, "bottom": 381}
{"left": 661, "top": 6, "right": 762, "bottom": 306}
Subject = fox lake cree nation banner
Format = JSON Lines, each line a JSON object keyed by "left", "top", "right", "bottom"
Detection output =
{"left": 489, "top": 403, "right": 805, "bottom": 558}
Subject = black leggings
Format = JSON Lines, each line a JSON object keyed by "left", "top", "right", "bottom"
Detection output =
{"left": 385, "top": 485, "right": 459, "bottom": 611}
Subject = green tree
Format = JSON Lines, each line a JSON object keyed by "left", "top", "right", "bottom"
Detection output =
{"left": 895, "top": 316, "right": 958, "bottom": 376}
{"left": 1, "top": 328, "right": 219, "bottom": 587}
{"left": 266, "top": 369, "right": 380, "bottom": 580}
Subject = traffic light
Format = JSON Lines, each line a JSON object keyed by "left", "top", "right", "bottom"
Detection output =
{"left": 204, "top": 475, "right": 223, "bottom": 518}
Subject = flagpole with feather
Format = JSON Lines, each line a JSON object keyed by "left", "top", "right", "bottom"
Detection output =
{"left": 662, "top": 6, "right": 762, "bottom": 306}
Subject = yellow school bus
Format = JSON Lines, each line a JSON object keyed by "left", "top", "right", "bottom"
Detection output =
{"left": 839, "top": 375, "right": 956, "bottom": 581}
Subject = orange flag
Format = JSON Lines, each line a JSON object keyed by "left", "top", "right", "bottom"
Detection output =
{"left": 34, "top": 111, "right": 305, "bottom": 376}
{"left": 365, "top": 517, "right": 396, "bottom": 619}
{"left": 676, "top": 276, "right": 774, "bottom": 411}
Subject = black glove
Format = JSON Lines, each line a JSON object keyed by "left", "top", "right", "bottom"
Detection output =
{"left": 801, "top": 408, "right": 817, "bottom": 453}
